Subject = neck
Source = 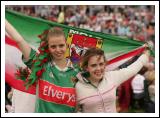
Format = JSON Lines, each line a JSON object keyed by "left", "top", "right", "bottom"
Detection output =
{"left": 52, "top": 58, "right": 67, "bottom": 69}
{"left": 88, "top": 77, "right": 102, "bottom": 87}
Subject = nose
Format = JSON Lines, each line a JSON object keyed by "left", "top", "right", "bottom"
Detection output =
{"left": 55, "top": 47, "right": 61, "bottom": 52}
{"left": 96, "top": 65, "right": 101, "bottom": 70}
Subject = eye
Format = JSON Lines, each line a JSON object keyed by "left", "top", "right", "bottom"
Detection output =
{"left": 99, "top": 62, "right": 105, "bottom": 66}
{"left": 59, "top": 44, "right": 65, "bottom": 48}
{"left": 50, "top": 45, "right": 56, "bottom": 49}
{"left": 90, "top": 64, "right": 97, "bottom": 67}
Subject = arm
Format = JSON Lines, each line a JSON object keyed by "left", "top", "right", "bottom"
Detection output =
{"left": 108, "top": 50, "right": 150, "bottom": 86}
{"left": 5, "top": 19, "right": 31, "bottom": 61}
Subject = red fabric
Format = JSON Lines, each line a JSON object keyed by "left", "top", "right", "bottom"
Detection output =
{"left": 39, "top": 79, "right": 76, "bottom": 107}
{"left": 5, "top": 64, "right": 36, "bottom": 94}
{"left": 5, "top": 72, "right": 36, "bottom": 95}
{"left": 118, "top": 77, "right": 133, "bottom": 111}
{"left": 108, "top": 46, "right": 145, "bottom": 65}
{"left": 5, "top": 35, "right": 20, "bottom": 50}
{"left": 5, "top": 36, "right": 36, "bottom": 94}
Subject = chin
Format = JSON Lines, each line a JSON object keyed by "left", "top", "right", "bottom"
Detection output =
{"left": 96, "top": 76, "right": 103, "bottom": 80}
{"left": 55, "top": 55, "right": 64, "bottom": 59}
{"left": 57, "top": 57, "right": 64, "bottom": 60}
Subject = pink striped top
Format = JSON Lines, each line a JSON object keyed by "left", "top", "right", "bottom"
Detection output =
{"left": 75, "top": 54, "right": 148, "bottom": 113}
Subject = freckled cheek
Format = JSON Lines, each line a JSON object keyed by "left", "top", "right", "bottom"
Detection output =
{"left": 62, "top": 49, "right": 67, "bottom": 53}
{"left": 48, "top": 48, "right": 53, "bottom": 52}
{"left": 89, "top": 67, "right": 96, "bottom": 74}
{"left": 48, "top": 48, "right": 56, "bottom": 54}
{"left": 101, "top": 67, "right": 105, "bottom": 73}
{"left": 101, "top": 69, "right": 105, "bottom": 74}
{"left": 62, "top": 47, "right": 67, "bottom": 52}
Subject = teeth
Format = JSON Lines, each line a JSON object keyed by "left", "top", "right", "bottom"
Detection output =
{"left": 56, "top": 54, "right": 62, "bottom": 56}
{"left": 95, "top": 73, "right": 101, "bottom": 75}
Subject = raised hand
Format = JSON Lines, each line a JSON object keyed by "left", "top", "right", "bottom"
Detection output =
{"left": 5, "top": 19, "right": 31, "bottom": 61}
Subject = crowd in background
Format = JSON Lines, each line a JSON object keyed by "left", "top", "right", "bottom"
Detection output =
{"left": 6, "top": 5, "right": 155, "bottom": 46}
{"left": 5, "top": 5, "right": 155, "bottom": 113}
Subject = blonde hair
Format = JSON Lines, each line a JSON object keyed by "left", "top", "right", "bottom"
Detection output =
{"left": 47, "top": 27, "right": 65, "bottom": 41}
{"left": 25, "top": 27, "right": 66, "bottom": 88}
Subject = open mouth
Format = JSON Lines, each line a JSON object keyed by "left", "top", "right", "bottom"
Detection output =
{"left": 94, "top": 72, "right": 102, "bottom": 76}
{"left": 56, "top": 53, "right": 63, "bottom": 57}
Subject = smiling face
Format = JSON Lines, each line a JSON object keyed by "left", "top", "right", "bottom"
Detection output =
{"left": 48, "top": 35, "right": 67, "bottom": 60}
{"left": 86, "top": 55, "right": 106, "bottom": 83}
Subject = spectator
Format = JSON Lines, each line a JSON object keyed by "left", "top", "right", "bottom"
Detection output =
{"left": 131, "top": 66, "right": 148, "bottom": 109}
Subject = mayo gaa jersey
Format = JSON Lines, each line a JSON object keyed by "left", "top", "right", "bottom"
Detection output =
{"left": 23, "top": 49, "right": 80, "bottom": 113}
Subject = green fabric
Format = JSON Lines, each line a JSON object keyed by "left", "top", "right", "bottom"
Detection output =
{"left": 35, "top": 100, "right": 75, "bottom": 113}
{"left": 22, "top": 49, "right": 37, "bottom": 69}
{"left": 5, "top": 9, "right": 151, "bottom": 59}
{"left": 23, "top": 49, "right": 79, "bottom": 113}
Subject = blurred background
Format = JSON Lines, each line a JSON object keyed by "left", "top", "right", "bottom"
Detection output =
{"left": 5, "top": 5, "right": 155, "bottom": 113}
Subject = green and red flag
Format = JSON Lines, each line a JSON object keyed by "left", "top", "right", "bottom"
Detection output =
{"left": 5, "top": 9, "right": 147, "bottom": 94}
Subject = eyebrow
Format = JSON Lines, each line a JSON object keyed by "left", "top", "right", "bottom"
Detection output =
{"left": 90, "top": 64, "right": 97, "bottom": 66}
{"left": 50, "top": 45, "right": 56, "bottom": 47}
{"left": 50, "top": 43, "right": 65, "bottom": 46}
{"left": 59, "top": 44, "right": 65, "bottom": 46}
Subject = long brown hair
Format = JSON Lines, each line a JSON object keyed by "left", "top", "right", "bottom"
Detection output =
{"left": 81, "top": 48, "right": 106, "bottom": 70}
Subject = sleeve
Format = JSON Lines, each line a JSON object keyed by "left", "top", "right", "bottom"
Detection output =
{"left": 22, "top": 48, "right": 37, "bottom": 69}
{"left": 108, "top": 54, "right": 149, "bottom": 86}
